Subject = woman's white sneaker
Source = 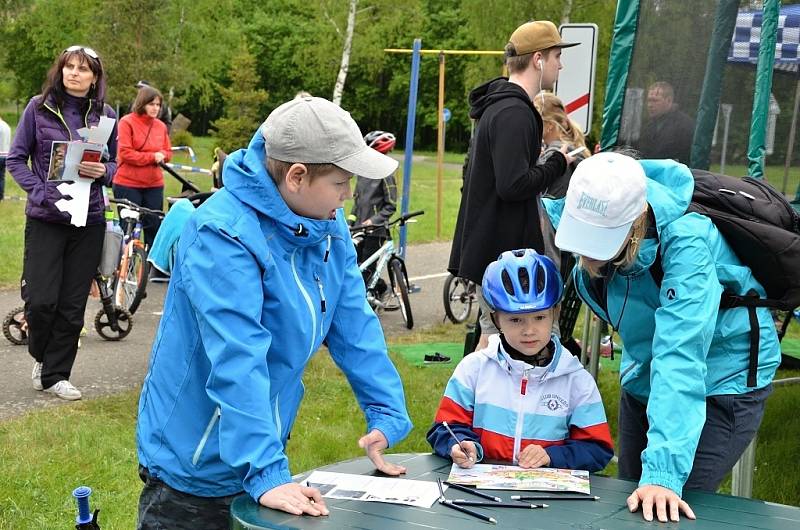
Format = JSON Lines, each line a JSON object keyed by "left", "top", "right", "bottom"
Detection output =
{"left": 31, "top": 362, "right": 43, "bottom": 391}
{"left": 43, "top": 380, "right": 82, "bottom": 401}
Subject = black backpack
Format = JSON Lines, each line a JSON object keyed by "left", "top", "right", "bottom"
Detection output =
{"left": 586, "top": 169, "right": 800, "bottom": 386}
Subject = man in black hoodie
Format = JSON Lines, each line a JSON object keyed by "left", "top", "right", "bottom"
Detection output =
{"left": 449, "top": 20, "right": 577, "bottom": 349}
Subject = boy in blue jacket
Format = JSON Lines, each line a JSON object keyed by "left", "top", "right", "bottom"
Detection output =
{"left": 135, "top": 96, "right": 413, "bottom": 529}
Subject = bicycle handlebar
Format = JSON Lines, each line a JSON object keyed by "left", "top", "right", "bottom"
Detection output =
{"left": 349, "top": 210, "right": 425, "bottom": 233}
{"left": 109, "top": 197, "right": 166, "bottom": 218}
{"left": 158, "top": 161, "right": 202, "bottom": 193}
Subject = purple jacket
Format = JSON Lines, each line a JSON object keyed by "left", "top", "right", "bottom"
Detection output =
{"left": 7, "top": 94, "right": 118, "bottom": 225}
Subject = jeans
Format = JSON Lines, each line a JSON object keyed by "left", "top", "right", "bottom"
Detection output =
{"left": 617, "top": 384, "right": 772, "bottom": 492}
{"left": 111, "top": 184, "right": 164, "bottom": 250}
{"left": 0, "top": 156, "right": 6, "bottom": 200}
{"left": 137, "top": 466, "right": 238, "bottom": 530}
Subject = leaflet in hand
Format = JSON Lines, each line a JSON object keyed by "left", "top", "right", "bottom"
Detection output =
{"left": 447, "top": 463, "right": 590, "bottom": 494}
{"left": 47, "top": 141, "right": 104, "bottom": 181}
{"left": 304, "top": 470, "right": 442, "bottom": 508}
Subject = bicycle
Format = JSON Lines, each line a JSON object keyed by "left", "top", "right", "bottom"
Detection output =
{"left": 0, "top": 199, "right": 163, "bottom": 344}
{"left": 350, "top": 210, "right": 424, "bottom": 329}
{"left": 2, "top": 306, "right": 27, "bottom": 345}
{"left": 107, "top": 197, "right": 165, "bottom": 315}
{"left": 442, "top": 274, "right": 477, "bottom": 324}
{"left": 1, "top": 274, "right": 135, "bottom": 345}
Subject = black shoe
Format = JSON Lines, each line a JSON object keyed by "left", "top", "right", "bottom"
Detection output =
{"left": 375, "top": 278, "right": 388, "bottom": 299}
{"left": 424, "top": 352, "right": 451, "bottom": 363}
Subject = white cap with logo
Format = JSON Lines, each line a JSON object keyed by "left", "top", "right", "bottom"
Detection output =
{"left": 555, "top": 152, "right": 648, "bottom": 261}
{"left": 261, "top": 96, "right": 398, "bottom": 180}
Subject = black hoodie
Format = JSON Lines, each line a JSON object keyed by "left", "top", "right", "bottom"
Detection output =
{"left": 449, "top": 77, "right": 567, "bottom": 284}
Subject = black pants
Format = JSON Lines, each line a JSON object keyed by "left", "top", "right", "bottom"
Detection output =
{"left": 137, "top": 466, "right": 237, "bottom": 530}
{"left": 617, "top": 385, "right": 771, "bottom": 492}
{"left": 23, "top": 218, "right": 104, "bottom": 388}
{"left": 0, "top": 156, "right": 6, "bottom": 199}
{"left": 112, "top": 184, "right": 164, "bottom": 250}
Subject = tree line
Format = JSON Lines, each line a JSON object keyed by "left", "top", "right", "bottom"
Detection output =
{"left": 0, "top": 0, "right": 617, "bottom": 153}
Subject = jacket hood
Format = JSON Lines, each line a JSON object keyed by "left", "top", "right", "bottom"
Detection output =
{"left": 640, "top": 159, "right": 694, "bottom": 234}
{"left": 617, "top": 159, "right": 694, "bottom": 276}
{"left": 482, "top": 334, "right": 584, "bottom": 380}
{"left": 223, "top": 129, "right": 344, "bottom": 245}
{"left": 469, "top": 77, "right": 533, "bottom": 120}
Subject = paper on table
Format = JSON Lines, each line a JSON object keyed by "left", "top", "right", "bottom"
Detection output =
{"left": 304, "top": 470, "right": 444, "bottom": 508}
{"left": 447, "top": 464, "right": 590, "bottom": 494}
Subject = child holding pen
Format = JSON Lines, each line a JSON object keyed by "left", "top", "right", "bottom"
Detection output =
{"left": 427, "top": 249, "right": 613, "bottom": 472}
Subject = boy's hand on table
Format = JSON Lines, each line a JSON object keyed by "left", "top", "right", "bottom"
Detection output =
{"left": 518, "top": 444, "right": 550, "bottom": 468}
{"left": 258, "top": 482, "right": 329, "bottom": 516}
{"left": 359, "top": 429, "right": 407, "bottom": 476}
{"left": 627, "top": 484, "right": 696, "bottom": 523}
{"left": 450, "top": 441, "right": 478, "bottom": 468}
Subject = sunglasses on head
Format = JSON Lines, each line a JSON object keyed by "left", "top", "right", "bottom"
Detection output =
{"left": 63, "top": 46, "right": 99, "bottom": 59}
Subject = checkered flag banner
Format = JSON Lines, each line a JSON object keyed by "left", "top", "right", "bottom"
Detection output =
{"left": 729, "top": 4, "right": 799, "bottom": 72}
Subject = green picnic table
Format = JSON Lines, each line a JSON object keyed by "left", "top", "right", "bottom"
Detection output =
{"left": 230, "top": 453, "right": 800, "bottom": 529}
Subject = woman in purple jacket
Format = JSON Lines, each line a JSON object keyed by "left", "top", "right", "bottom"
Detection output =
{"left": 7, "top": 46, "right": 117, "bottom": 401}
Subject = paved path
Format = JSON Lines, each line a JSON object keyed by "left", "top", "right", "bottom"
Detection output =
{"left": 0, "top": 241, "right": 455, "bottom": 421}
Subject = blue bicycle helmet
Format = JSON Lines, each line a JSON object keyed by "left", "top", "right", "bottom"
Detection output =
{"left": 482, "top": 249, "right": 563, "bottom": 313}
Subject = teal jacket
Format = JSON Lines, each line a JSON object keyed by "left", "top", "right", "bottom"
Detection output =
{"left": 544, "top": 159, "right": 779, "bottom": 496}
{"left": 136, "top": 130, "right": 412, "bottom": 501}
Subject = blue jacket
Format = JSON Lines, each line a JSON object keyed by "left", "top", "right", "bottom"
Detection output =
{"left": 136, "top": 130, "right": 412, "bottom": 501}
{"left": 544, "top": 159, "right": 780, "bottom": 496}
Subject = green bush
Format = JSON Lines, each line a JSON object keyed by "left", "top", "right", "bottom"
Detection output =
{"left": 169, "top": 129, "right": 194, "bottom": 148}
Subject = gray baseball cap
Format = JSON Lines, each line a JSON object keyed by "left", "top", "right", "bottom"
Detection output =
{"left": 261, "top": 97, "right": 398, "bottom": 180}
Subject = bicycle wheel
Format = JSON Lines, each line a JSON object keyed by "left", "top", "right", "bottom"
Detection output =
{"left": 390, "top": 259, "right": 414, "bottom": 329}
{"left": 94, "top": 306, "right": 133, "bottom": 341}
{"left": 114, "top": 244, "right": 148, "bottom": 314}
{"left": 442, "top": 274, "right": 475, "bottom": 324}
{"left": 3, "top": 306, "right": 28, "bottom": 346}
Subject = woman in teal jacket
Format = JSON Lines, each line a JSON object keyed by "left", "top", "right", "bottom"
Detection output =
{"left": 545, "top": 152, "right": 779, "bottom": 523}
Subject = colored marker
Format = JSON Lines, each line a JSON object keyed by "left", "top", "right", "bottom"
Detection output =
{"left": 443, "top": 481, "right": 502, "bottom": 503}
{"left": 452, "top": 500, "right": 548, "bottom": 509}
{"left": 511, "top": 494, "right": 599, "bottom": 501}
{"left": 439, "top": 499, "right": 497, "bottom": 524}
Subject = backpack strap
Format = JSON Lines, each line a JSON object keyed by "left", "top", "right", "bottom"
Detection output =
{"left": 651, "top": 224, "right": 760, "bottom": 387}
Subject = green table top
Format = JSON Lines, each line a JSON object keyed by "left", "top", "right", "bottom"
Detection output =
{"left": 231, "top": 453, "right": 800, "bottom": 529}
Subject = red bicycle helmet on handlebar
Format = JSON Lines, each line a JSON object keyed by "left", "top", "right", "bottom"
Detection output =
{"left": 364, "top": 130, "right": 396, "bottom": 154}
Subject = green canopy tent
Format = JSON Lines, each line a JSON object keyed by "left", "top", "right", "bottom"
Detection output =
{"left": 599, "top": 0, "right": 786, "bottom": 178}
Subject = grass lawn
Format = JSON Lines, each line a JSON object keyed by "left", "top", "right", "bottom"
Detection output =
{"left": 1, "top": 138, "right": 799, "bottom": 527}
{"left": 0, "top": 137, "right": 462, "bottom": 287}
{"left": 0, "top": 317, "right": 799, "bottom": 528}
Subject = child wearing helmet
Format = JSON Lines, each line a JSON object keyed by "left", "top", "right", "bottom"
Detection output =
{"left": 351, "top": 131, "right": 398, "bottom": 294}
{"left": 427, "top": 249, "right": 613, "bottom": 471}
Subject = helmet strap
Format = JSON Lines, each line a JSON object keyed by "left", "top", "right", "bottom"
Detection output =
{"left": 499, "top": 334, "right": 553, "bottom": 366}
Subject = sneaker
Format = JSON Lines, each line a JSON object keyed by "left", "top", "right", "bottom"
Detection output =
{"left": 32, "top": 362, "right": 43, "bottom": 391}
{"left": 424, "top": 352, "right": 451, "bottom": 364}
{"left": 43, "top": 380, "right": 82, "bottom": 401}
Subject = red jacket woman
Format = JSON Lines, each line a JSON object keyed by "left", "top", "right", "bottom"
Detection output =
{"left": 113, "top": 85, "right": 171, "bottom": 248}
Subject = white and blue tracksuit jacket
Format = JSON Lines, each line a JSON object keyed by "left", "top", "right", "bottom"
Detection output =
{"left": 428, "top": 334, "right": 613, "bottom": 472}
{"left": 544, "top": 159, "right": 780, "bottom": 496}
{"left": 136, "top": 130, "right": 412, "bottom": 502}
